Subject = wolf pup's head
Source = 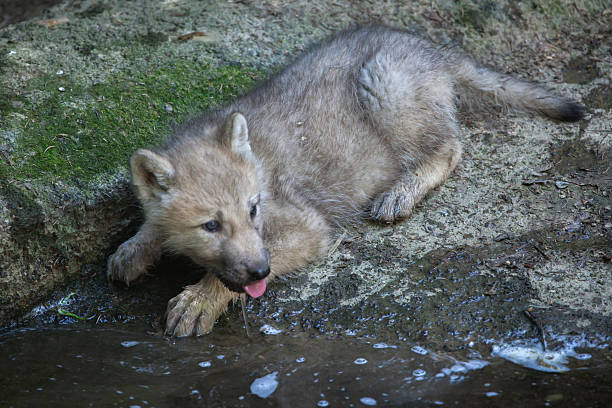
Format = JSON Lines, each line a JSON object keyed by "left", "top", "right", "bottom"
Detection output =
{"left": 129, "top": 112, "right": 270, "bottom": 298}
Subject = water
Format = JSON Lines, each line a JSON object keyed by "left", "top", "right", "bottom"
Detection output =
{"left": 1, "top": 324, "right": 610, "bottom": 407}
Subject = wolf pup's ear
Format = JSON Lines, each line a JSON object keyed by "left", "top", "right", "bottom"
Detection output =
{"left": 130, "top": 149, "right": 175, "bottom": 202}
{"left": 223, "top": 112, "right": 256, "bottom": 163}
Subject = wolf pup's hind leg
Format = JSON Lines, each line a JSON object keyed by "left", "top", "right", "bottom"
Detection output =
{"left": 357, "top": 45, "right": 462, "bottom": 222}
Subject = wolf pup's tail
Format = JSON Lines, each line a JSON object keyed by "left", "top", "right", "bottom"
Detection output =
{"left": 448, "top": 52, "right": 585, "bottom": 122}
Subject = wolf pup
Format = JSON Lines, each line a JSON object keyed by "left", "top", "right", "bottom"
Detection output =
{"left": 108, "top": 25, "right": 584, "bottom": 336}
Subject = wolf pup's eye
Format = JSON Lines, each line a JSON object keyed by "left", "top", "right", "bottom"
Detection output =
{"left": 250, "top": 204, "right": 257, "bottom": 219}
{"left": 202, "top": 220, "right": 221, "bottom": 232}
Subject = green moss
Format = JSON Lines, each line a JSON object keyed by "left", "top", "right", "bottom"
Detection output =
{"left": 1, "top": 62, "right": 264, "bottom": 182}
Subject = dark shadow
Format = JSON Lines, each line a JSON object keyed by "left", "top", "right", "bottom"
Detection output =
{"left": 0, "top": 0, "right": 63, "bottom": 29}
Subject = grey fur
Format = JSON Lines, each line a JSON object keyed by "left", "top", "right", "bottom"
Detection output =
{"left": 108, "top": 25, "right": 585, "bottom": 336}
{"left": 174, "top": 25, "right": 583, "bottom": 223}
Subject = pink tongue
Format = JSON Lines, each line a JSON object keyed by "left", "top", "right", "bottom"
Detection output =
{"left": 243, "top": 279, "right": 267, "bottom": 298}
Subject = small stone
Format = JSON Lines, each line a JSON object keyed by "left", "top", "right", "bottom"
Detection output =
{"left": 163, "top": 104, "right": 173, "bottom": 112}
{"left": 58, "top": 87, "right": 65, "bottom": 92}
{"left": 494, "top": 233, "right": 510, "bottom": 242}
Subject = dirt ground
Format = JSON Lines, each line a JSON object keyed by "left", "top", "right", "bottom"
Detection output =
{"left": 0, "top": 0, "right": 610, "bottom": 350}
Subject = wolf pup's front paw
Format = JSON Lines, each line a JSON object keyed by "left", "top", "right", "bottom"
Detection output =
{"left": 107, "top": 231, "right": 160, "bottom": 286}
{"left": 164, "top": 284, "right": 220, "bottom": 337}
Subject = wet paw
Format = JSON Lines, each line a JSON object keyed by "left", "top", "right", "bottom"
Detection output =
{"left": 107, "top": 233, "right": 159, "bottom": 286}
{"left": 164, "top": 285, "right": 219, "bottom": 337}
{"left": 370, "top": 185, "right": 415, "bottom": 223}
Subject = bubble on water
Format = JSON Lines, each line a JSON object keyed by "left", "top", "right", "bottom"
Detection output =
{"left": 354, "top": 358, "right": 368, "bottom": 365}
{"left": 198, "top": 361, "right": 211, "bottom": 368}
{"left": 216, "top": 355, "right": 225, "bottom": 360}
{"left": 121, "top": 341, "right": 139, "bottom": 348}
{"left": 250, "top": 372, "right": 278, "bottom": 399}
{"left": 317, "top": 400, "right": 329, "bottom": 407}
{"left": 438, "top": 359, "right": 489, "bottom": 380}
{"left": 486, "top": 392, "right": 499, "bottom": 397}
{"left": 491, "top": 334, "right": 604, "bottom": 373}
{"left": 296, "top": 357, "right": 305, "bottom": 363}
{"left": 433, "top": 401, "right": 444, "bottom": 405}
{"left": 260, "top": 324, "right": 283, "bottom": 335}
{"left": 411, "top": 345, "right": 428, "bottom": 355}
{"left": 360, "top": 397, "right": 377, "bottom": 406}
{"left": 412, "top": 369, "right": 426, "bottom": 377}
{"left": 492, "top": 344, "right": 570, "bottom": 373}
{"left": 373, "top": 343, "right": 397, "bottom": 349}
{"left": 462, "top": 360, "right": 489, "bottom": 370}
{"left": 450, "top": 364, "right": 468, "bottom": 373}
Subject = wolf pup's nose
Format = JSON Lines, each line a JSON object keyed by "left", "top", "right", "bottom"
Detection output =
{"left": 248, "top": 264, "right": 270, "bottom": 280}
